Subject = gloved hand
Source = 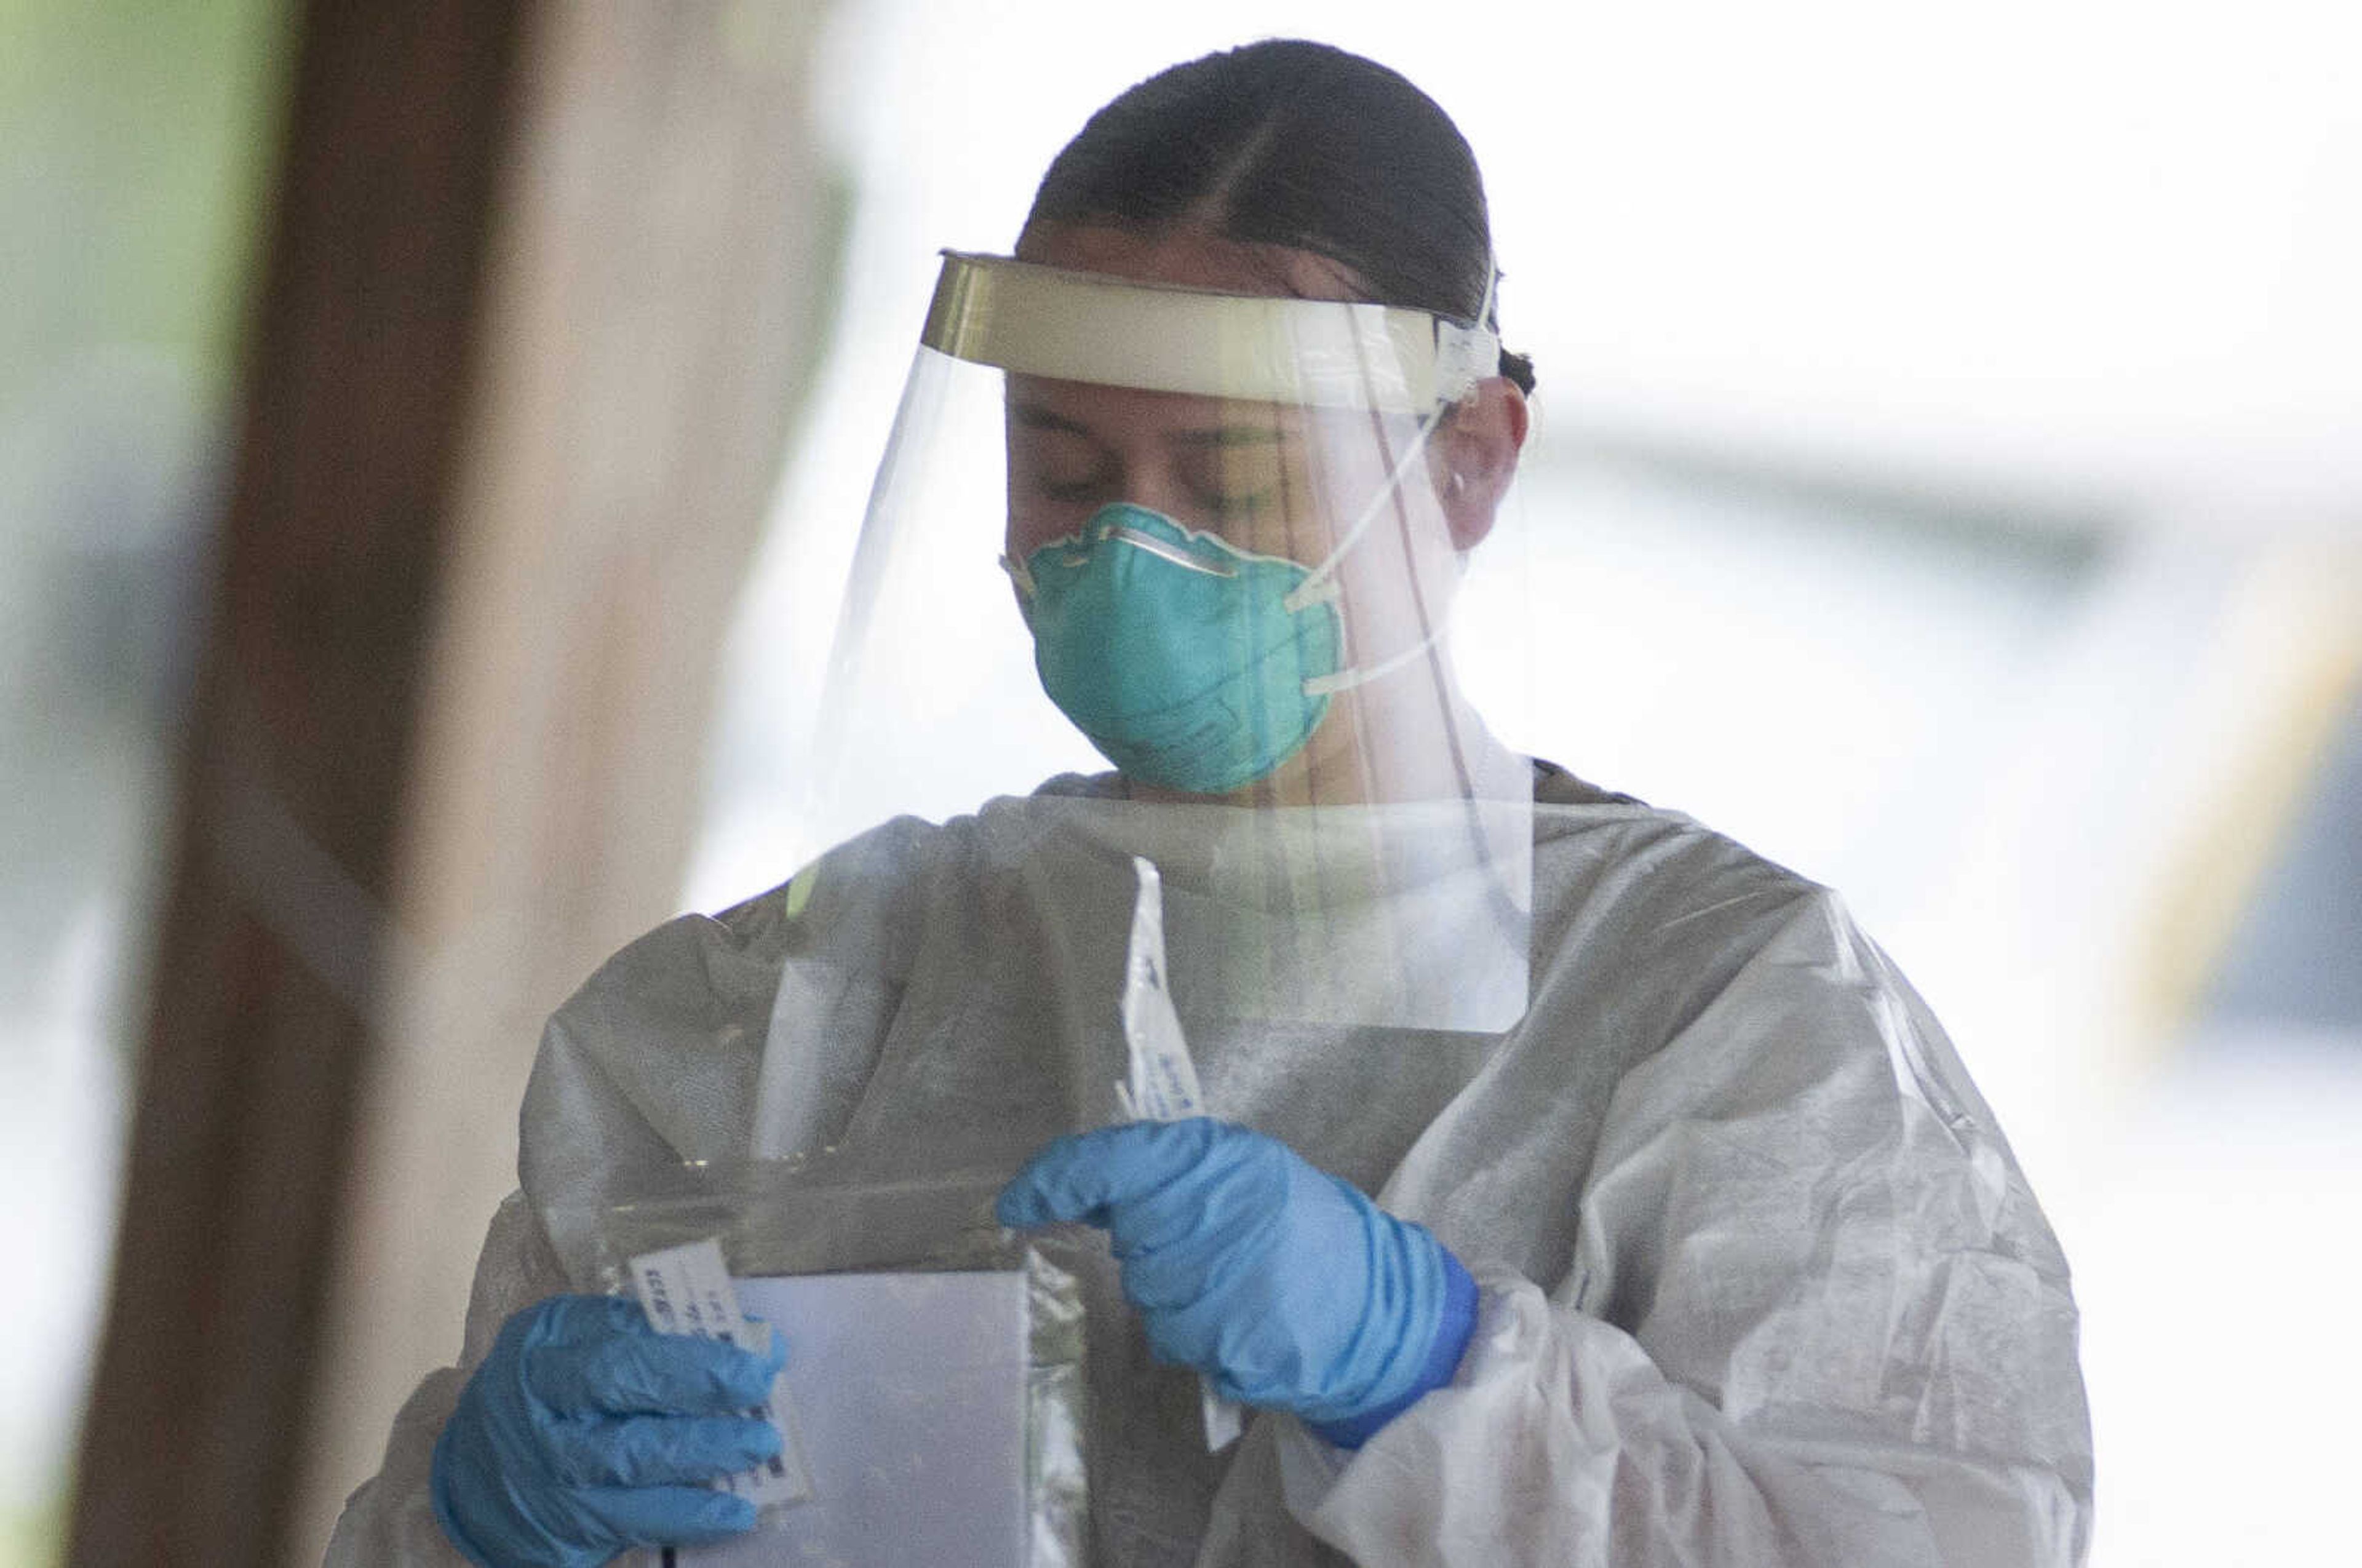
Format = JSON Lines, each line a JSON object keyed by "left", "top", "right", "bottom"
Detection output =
{"left": 997, "top": 1118, "right": 1477, "bottom": 1447}
{"left": 430, "top": 1294, "right": 785, "bottom": 1568}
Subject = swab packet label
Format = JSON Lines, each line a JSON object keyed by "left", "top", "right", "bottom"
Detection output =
{"left": 1121, "top": 857, "right": 1244, "bottom": 1452}
{"left": 1119, "top": 857, "right": 1206, "bottom": 1123}
{"left": 629, "top": 1236, "right": 813, "bottom": 1509}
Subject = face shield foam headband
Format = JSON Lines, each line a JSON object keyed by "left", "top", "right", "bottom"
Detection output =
{"left": 930, "top": 252, "right": 1499, "bottom": 795}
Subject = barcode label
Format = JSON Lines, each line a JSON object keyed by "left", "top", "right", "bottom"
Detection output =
{"left": 629, "top": 1238, "right": 813, "bottom": 1508}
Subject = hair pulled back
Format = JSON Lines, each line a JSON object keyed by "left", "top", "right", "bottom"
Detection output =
{"left": 1024, "top": 39, "right": 1537, "bottom": 396}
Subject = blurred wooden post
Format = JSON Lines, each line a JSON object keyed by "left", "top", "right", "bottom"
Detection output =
{"left": 291, "top": 1, "right": 837, "bottom": 1559}
{"left": 67, "top": 2, "right": 535, "bottom": 1564}
{"left": 68, "top": 1, "right": 837, "bottom": 1563}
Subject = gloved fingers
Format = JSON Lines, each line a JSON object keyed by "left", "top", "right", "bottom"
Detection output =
{"left": 572, "top": 1482, "right": 761, "bottom": 1548}
{"left": 1138, "top": 1292, "right": 1297, "bottom": 1399}
{"left": 1134, "top": 1293, "right": 1219, "bottom": 1372}
{"left": 534, "top": 1292, "right": 656, "bottom": 1341}
{"left": 528, "top": 1323, "right": 782, "bottom": 1417}
{"left": 541, "top": 1412, "right": 782, "bottom": 1487}
{"left": 1119, "top": 1218, "right": 1275, "bottom": 1313}
{"left": 996, "top": 1118, "right": 1230, "bottom": 1229}
{"left": 1145, "top": 1129, "right": 1297, "bottom": 1262}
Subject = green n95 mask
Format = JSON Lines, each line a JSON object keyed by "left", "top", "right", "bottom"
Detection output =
{"left": 1005, "top": 504, "right": 1343, "bottom": 795}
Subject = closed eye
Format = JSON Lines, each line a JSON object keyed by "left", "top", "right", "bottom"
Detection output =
{"left": 1012, "top": 405, "right": 1118, "bottom": 504}
{"left": 1171, "top": 426, "right": 1292, "bottom": 523}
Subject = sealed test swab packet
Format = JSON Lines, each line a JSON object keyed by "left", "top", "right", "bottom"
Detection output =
{"left": 590, "top": 1171, "right": 1090, "bottom": 1566}
{"left": 1120, "top": 856, "right": 1244, "bottom": 1451}
{"left": 627, "top": 1237, "right": 813, "bottom": 1510}
{"left": 1117, "top": 857, "right": 1206, "bottom": 1122}
{"left": 659, "top": 1268, "right": 1033, "bottom": 1566}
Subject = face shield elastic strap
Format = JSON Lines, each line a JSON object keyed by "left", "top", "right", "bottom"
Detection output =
{"left": 1286, "top": 255, "right": 1497, "bottom": 698}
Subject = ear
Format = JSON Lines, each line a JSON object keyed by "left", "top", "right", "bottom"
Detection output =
{"left": 1433, "top": 378, "right": 1529, "bottom": 551}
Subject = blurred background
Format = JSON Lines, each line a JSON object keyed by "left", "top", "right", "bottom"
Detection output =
{"left": 4, "top": 1, "right": 2356, "bottom": 1564}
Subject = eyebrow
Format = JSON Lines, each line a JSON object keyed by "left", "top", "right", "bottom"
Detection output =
{"left": 1168, "top": 426, "right": 1288, "bottom": 450}
{"left": 1011, "top": 402, "right": 1092, "bottom": 436}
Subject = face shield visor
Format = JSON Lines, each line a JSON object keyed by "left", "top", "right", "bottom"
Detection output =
{"left": 794, "top": 252, "right": 1532, "bottom": 1033}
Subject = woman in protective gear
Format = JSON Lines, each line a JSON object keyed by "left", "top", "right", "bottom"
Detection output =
{"left": 330, "top": 39, "right": 2092, "bottom": 1568}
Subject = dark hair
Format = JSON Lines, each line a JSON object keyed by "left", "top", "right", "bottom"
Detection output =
{"left": 1024, "top": 39, "right": 1537, "bottom": 396}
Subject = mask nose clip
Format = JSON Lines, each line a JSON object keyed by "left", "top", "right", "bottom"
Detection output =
{"left": 1107, "top": 521, "right": 1237, "bottom": 578}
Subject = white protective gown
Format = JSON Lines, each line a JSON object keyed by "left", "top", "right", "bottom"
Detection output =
{"left": 327, "top": 764, "right": 2093, "bottom": 1566}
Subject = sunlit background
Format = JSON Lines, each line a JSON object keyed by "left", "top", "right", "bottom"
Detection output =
{"left": 6, "top": 2, "right": 2358, "bottom": 1564}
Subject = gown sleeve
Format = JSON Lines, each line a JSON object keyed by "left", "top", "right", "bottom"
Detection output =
{"left": 320, "top": 1191, "right": 572, "bottom": 1565}
{"left": 1274, "top": 889, "right": 2093, "bottom": 1567}
{"left": 319, "top": 848, "right": 903, "bottom": 1566}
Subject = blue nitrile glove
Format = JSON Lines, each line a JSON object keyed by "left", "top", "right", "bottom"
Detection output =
{"left": 430, "top": 1294, "right": 785, "bottom": 1568}
{"left": 996, "top": 1118, "right": 1478, "bottom": 1447}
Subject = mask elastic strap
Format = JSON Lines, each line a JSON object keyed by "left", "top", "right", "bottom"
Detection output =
{"left": 1281, "top": 255, "right": 1499, "bottom": 617}
{"left": 1279, "top": 425, "right": 1443, "bottom": 615}
{"left": 1302, "top": 621, "right": 1449, "bottom": 698}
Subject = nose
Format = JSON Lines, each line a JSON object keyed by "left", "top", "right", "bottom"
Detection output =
{"left": 1007, "top": 455, "right": 1193, "bottom": 559}
{"left": 1117, "top": 460, "right": 1192, "bottom": 525}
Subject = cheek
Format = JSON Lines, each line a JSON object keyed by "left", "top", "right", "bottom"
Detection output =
{"left": 1248, "top": 506, "right": 1319, "bottom": 567}
{"left": 1006, "top": 502, "right": 1094, "bottom": 559}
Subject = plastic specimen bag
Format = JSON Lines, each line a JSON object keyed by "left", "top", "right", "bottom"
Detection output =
{"left": 582, "top": 1164, "right": 1092, "bottom": 1567}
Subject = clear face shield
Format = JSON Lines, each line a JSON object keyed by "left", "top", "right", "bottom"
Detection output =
{"left": 797, "top": 252, "right": 1532, "bottom": 1034}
